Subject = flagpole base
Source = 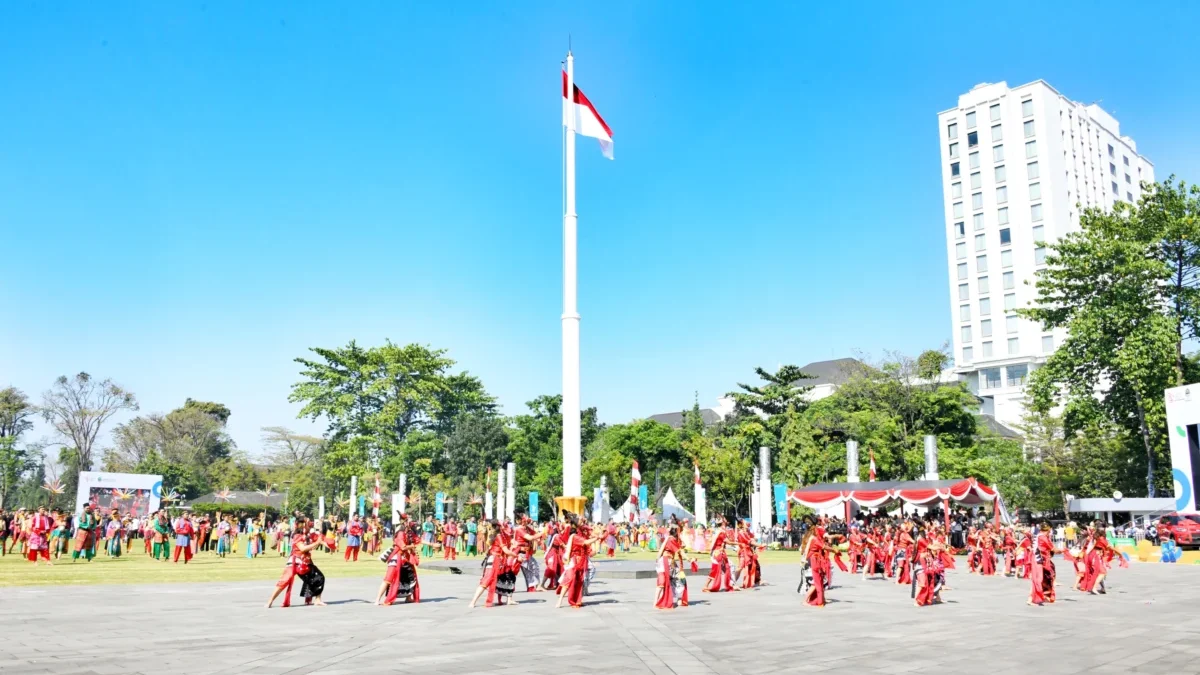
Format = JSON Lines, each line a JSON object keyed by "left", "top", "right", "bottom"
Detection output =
{"left": 554, "top": 496, "right": 588, "bottom": 520}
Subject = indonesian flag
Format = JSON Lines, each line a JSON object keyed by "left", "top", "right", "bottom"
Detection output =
{"left": 869, "top": 449, "right": 877, "bottom": 482}
{"left": 630, "top": 460, "right": 640, "bottom": 521}
{"left": 372, "top": 474, "right": 382, "bottom": 511}
{"left": 563, "top": 71, "right": 613, "bottom": 159}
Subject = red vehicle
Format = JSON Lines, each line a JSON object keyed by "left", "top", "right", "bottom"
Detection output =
{"left": 1158, "top": 513, "right": 1200, "bottom": 549}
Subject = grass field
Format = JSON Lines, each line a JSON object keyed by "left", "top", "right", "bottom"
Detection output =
{"left": 0, "top": 543, "right": 805, "bottom": 588}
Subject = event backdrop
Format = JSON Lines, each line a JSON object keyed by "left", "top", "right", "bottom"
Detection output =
{"left": 74, "top": 471, "right": 163, "bottom": 518}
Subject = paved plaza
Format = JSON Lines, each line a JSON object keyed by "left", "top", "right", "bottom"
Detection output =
{"left": 3, "top": 561, "right": 1200, "bottom": 675}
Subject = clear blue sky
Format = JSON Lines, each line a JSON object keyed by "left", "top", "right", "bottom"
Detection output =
{"left": 3, "top": 3, "right": 1199, "bottom": 456}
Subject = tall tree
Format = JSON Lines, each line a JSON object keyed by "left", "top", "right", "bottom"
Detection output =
{"left": 0, "top": 387, "right": 35, "bottom": 441}
{"left": 505, "top": 395, "right": 600, "bottom": 518}
{"left": 442, "top": 412, "right": 509, "bottom": 481}
{"left": 0, "top": 387, "right": 38, "bottom": 509}
{"left": 1020, "top": 182, "right": 1200, "bottom": 496}
{"left": 261, "top": 426, "right": 323, "bottom": 470}
{"left": 41, "top": 373, "right": 138, "bottom": 472}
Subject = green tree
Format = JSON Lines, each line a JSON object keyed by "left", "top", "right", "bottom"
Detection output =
{"left": 0, "top": 387, "right": 37, "bottom": 509}
{"left": 41, "top": 373, "right": 138, "bottom": 472}
{"left": 442, "top": 412, "right": 509, "bottom": 481}
{"left": 505, "top": 395, "right": 600, "bottom": 519}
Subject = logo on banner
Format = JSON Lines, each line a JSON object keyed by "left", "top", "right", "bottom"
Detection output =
{"left": 152, "top": 481, "right": 163, "bottom": 498}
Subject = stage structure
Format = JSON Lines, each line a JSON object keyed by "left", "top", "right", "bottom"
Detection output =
{"left": 1166, "top": 384, "right": 1200, "bottom": 512}
{"left": 75, "top": 471, "right": 162, "bottom": 518}
{"left": 789, "top": 477, "right": 1005, "bottom": 530}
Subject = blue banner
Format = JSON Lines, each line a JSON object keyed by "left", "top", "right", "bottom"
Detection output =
{"left": 639, "top": 484, "right": 648, "bottom": 514}
{"left": 358, "top": 495, "right": 366, "bottom": 517}
{"left": 528, "top": 492, "right": 539, "bottom": 522}
{"left": 774, "top": 484, "right": 789, "bottom": 524}
{"left": 435, "top": 492, "right": 445, "bottom": 522}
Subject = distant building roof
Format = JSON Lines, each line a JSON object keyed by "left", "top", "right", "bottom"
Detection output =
{"left": 796, "top": 358, "right": 866, "bottom": 387}
{"left": 978, "top": 414, "right": 1022, "bottom": 439}
{"left": 647, "top": 408, "right": 724, "bottom": 429}
{"left": 189, "top": 490, "right": 289, "bottom": 509}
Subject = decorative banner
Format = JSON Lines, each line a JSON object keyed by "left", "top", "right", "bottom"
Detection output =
{"left": 349, "top": 476, "right": 357, "bottom": 517}
{"left": 638, "top": 484, "right": 648, "bottom": 515}
{"left": 398, "top": 474, "right": 407, "bottom": 516}
{"left": 391, "top": 494, "right": 403, "bottom": 525}
{"left": 435, "top": 492, "right": 445, "bottom": 522}
{"left": 358, "top": 495, "right": 366, "bottom": 517}
{"left": 74, "top": 471, "right": 163, "bottom": 519}
{"left": 773, "top": 484, "right": 789, "bottom": 525}
{"left": 528, "top": 491, "right": 539, "bottom": 522}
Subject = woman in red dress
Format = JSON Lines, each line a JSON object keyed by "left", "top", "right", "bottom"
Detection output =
{"left": 703, "top": 516, "right": 735, "bottom": 593}
{"left": 541, "top": 521, "right": 566, "bottom": 591}
{"left": 376, "top": 519, "right": 421, "bottom": 605}
{"left": 470, "top": 520, "right": 518, "bottom": 608}
{"left": 1001, "top": 527, "right": 1017, "bottom": 576}
{"left": 847, "top": 527, "right": 865, "bottom": 574}
{"left": 914, "top": 540, "right": 946, "bottom": 607}
{"left": 978, "top": 525, "right": 997, "bottom": 576}
{"left": 801, "top": 522, "right": 832, "bottom": 607}
{"left": 894, "top": 523, "right": 915, "bottom": 586}
{"left": 934, "top": 526, "right": 956, "bottom": 571}
{"left": 1079, "top": 522, "right": 1115, "bottom": 594}
{"left": 555, "top": 515, "right": 601, "bottom": 609}
{"left": 1027, "top": 523, "right": 1056, "bottom": 606}
{"left": 655, "top": 526, "right": 691, "bottom": 609}
{"left": 965, "top": 526, "right": 980, "bottom": 573}
{"left": 266, "top": 521, "right": 323, "bottom": 608}
{"left": 734, "top": 520, "right": 764, "bottom": 589}
{"left": 861, "top": 527, "right": 885, "bottom": 580}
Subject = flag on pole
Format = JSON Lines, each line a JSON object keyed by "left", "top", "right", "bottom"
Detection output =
{"left": 563, "top": 70, "right": 613, "bottom": 159}
{"left": 372, "top": 474, "right": 382, "bottom": 515}
{"left": 869, "top": 449, "right": 877, "bottom": 482}
{"left": 630, "top": 460, "right": 641, "bottom": 521}
{"left": 694, "top": 461, "right": 701, "bottom": 486}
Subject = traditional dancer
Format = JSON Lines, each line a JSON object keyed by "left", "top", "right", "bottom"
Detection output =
{"left": 442, "top": 518, "right": 459, "bottom": 560}
{"left": 1027, "top": 523, "right": 1056, "bottom": 606}
{"left": 376, "top": 518, "right": 421, "bottom": 605}
{"left": 654, "top": 525, "right": 691, "bottom": 609}
{"left": 469, "top": 520, "right": 517, "bottom": 608}
{"left": 847, "top": 526, "right": 865, "bottom": 573}
{"left": 861, "top": 527, "right": 886, "bottom": 580}
{"left": 72, "top": 504, "right": 97, "bottom": 562}
{"left": 734, "top": 520, "right": 764, "bottom": 589}
{"left": 1001, "top": 526, "right": 1017, "bottom": 576}
{"left": 703, "top": 516, "right": 735, "bottom": 593}
{"left": 541, "top": 520, "right": 566, "bottom": 591}
{"left": 978, "top": 525, "right": 997, "bottom": 576}
{"left": 1080, "top": 522, "right": 1121, "bottom": 594}
{"left": 513, "top": 515, "right": 542, "bottom": 592}
{"left": 914, "top": 541, "right": 946, "bottom": 607}
{"left": 894, "top": 522, "right": 915, "bottom": 586}
{"left": 555, "top": 516, "right": 601, "bottom": 609}
{"left": 801, "top": 520, "right": 834, "bottom": 608}
{"left": 26, "top": 506, "right": 53, "bottom": 566}
{"left": 344, "top": 514, "right": 363, "bottom": 562}
{"left": 172, "top": 513, "right": 194, "bottom": 563}
{"left": 266, "top": 521, "right": 322, "bottom": 608}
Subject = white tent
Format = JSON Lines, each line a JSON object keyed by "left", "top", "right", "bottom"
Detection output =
{"left": 614, "top": 496, "right": 652, "bottom": 522}
{"left": 660, "top": 488, "right": 695, "bottom": 522}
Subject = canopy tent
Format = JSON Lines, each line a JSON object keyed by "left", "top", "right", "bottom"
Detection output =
{"left": 659, "top": 488, "right": 695, "bottom": 523}
{"left": 613, "top": 495, "right": 652, "bottom": 523}
{"left": 789, "top": 478, "right": 1008, "bottom": 527}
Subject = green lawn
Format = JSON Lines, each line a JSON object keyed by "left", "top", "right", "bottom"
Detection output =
{"left": 0, "top": 544, "right": 803, "bottom": 587}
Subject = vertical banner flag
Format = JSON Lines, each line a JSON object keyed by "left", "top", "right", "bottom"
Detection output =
{"left": 773, "top": 484, "right": 789, "bottom": 525}
{"left": 358, "top": 495, "right": 366, "bottom": 517}
{"left": 638, "top": 484, "right": 648, "bottom": 518}
{"left": 349, "top": 476, "right": 357, "bottom": 516}
{"left": 391, "top": 494, "right": 402, "bottom": 525}
{"left": 529, "top": 492, "right": 539, "bottom": 523}
{"left": 372, "top": 474, "right": 382, "bottom": 516}
{"left": 435, "top": 492, "right": 445, "bottom": 522}
{"left": 629, "top": 460, "right": 641, "bottom": 521}
{"left": 318, "top": 496, "right": 325, "bottom": 520}
{"left": 562, "top": 69, "right": 613, "bottom": 158}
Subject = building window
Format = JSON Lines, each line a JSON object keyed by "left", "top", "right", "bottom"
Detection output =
{"left": 1108, "top": 143, "right": 1114, "bottom": 157}
{"left": 977, "top": 255, "right": 988, "bottom": 273}
{"left": 960, "top": 304, "right": 971, "bottom": 321}
{"left": 1109, "top": 162, "right": 1116, "bottom": 175}
{"left": 1024, "top": 121, "right": 1036, "bottom": 139}
{"left": 1123, "top": 155, "right": 1129, "bottom": 166}
{"left": 955, "top": 222, "right": 965, "bottom": 239}
{"left": 956, "top": 242, "right": 967, "bottom": 259}
{"left": 993, "top": 145, "right": 1004, "bottom": 162}
{"left": 967, "top": 131, "right": 979, "bottom": 148}
{"left": 969, "top": 151, "right": 980, "bottom": 169}
{"left": 996, "top": 186, "right": 1008, "bottom": 203}
{"left": 982, "top": 367, "right": 1001, "bottom": 389}
{"left": 1035, "top": 246, "right": 1046, "bottom": 265}
{"left": 958, "top": 283, "right": 969, "bottom": 301}
{"left": 972, "top": 192, "right": 983, "bottom": 210}
{"left": 970, "top": 172, "right": 981, "bottom": 189}
{"left": 1032, "top": 225, "right": 1044, "bottom": 242}
{"left": 974, "top": 213, "right": 985, "bottom": 230}
{"left": 990, "top": 103, "right": 1001, "bottom": 122}
{"left": 1004, "top": 293, "right": 1015, "bottom": 311}
{"left": 1003, "top": 271, "right": 1014, "bottom": 289}
{"left": 982, "top": 341, "right": 994, "bottom": 357}
{"left": 1125, "top": 173, "right": 1131, "bottom": 184}
{"left": 1031, "top": 203, "right": 1043, "bottom": 221}
{"left": 1112, "top": 181, "right": 1119, "bottom": 194}
{"left": 953, "top": 202, "right": 963, "bottom": 218}
{"left": 1006, "top": 315, "right": 1018, "bottom": 333}
{"left": 1027, "top": 161, "right": 1039, "bottom": 179}
{"left": 1025, "top": 140, "right": 1037, "bottom": 158}
{"left": 997, "top": 207, "right": 1009, "bottom": 225}
{"left": 961, "top": 325, "right": 972, "bottom": 343}
{"left": 980, "top": 297, "right": 991, "bottom": 316}
{"left": 951, "top": 162, "right": 960, "bottom": 177}
{"left": 1029, "top": 182, "right": 1041, "bottom": 200}
{"left": 1001, "top": 249, "right": 1013, "bottom": 268}
{"left": 978, "top": 276, "right": 990, "bottom": 294}
{"left": 1000, "top": 228, "right": 1011, "bottom": 245}
{"left": 949, "top": 143, "right": 958, "bottom": 159}
{"left": 963, "top": 346, "right": 973, "bottom": 363}
{"left": 966, "top": 111, "right": 976, "bottom": 129}
{"left": 981, "top": 319, "right": 993, "bottom": 337}
{"left": 975, "top": 233, "right": 986, "bottom": 251}
{"left": 958, "top": 263, "right": 968, "bottom": 280}
{"left": 1007, "top": 363, "right": 1028, "bottom": 386}
{"left": 995, "top": 165, "right": 1006, "bottom": 183}
{"left": 991, "top": 124, "right": 1003, "bottom": 142}
{"left": 1022, "top": 99, "right": 1033, "bottom": 117}
{"left": 1042, "top": 334, "right": 1054, "bottom": 352}
{"left": 948, "top": 122, "right": 958, "bottom": 140}
{"left": 951, "top": 182, "right": 962, "bottom": 198}
{"left": 1127, "top": 191, "right": 1134, "bottom": 202}
{"left": 1008, "top": 337, "right": 1019, "bottom": 355}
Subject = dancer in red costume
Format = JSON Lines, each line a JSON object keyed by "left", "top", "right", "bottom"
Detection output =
{"left": 604, "top": 520, "right": 618, "bottom": 558}
{"left": 801, "top": 521, "right": 838, "bottom": 607}
{"left": 847, "top": 526, "right": 865, "bottom": 573}
{"left": 442, "top": 518, "right": 458, "bottom": 561}
{"left": 861, "top": 527, "right": 886, "bottom": 580}
{"left": 1079, "top": 522, "right": 1120, "bottom": 594}
{"left": 894, "top": 522, "right": 915, "bottom": 586}
{"left": 25, "top": 507, "right": 52, "bottom": 565}
{"left": 978, "top": 525, "right": 997, "bottom": 576}
{"left": 470, "top": 520, "right": 519, "bottom": 608}
{"left": 344, "top": 514, "right": 364, "bottom": 562}
{"left": 965, "top": 526, "right": 980, "bottom": 573}
{"left": 512, "top": 515, "right": 543, "bottom": 592}
{"left": 734, "top": 520, "right": 765, "bottom": 589}
{"left": 654, "top": 525, "right": 691, "bottom": 609}
{"left": 266, "top": 521, "right": 324, "bottom": 608}
{"left": 172, "top": 514, "right": 194, "bottom": 564}
{"left": 541, "top": 521, "right": 566, "bottom": 591}
{"left": 555, "top": 515, "right": 601, "bottom": 609}
{"left": 1001, "top": 526, "right": 1017, "bottom": 576}
{"left": 914, "top": 541, "right": 946, "bottom": 607}
{"left": 703, "top": 516, "right": 735, "bottom": 592}
{"left": 1027, "top": 523, "right": 1056, "bottom": 606}
{"left": 934, "top": 527, "right": 956, "bottom": 571}
{"left": 376, "top": 518, "right": 421, "bottom": 605}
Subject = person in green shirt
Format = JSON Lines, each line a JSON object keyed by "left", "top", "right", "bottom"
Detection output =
{"left": 466, "top": 517, "right": 478, "bottom": 556}
{"left": 152, "top": 510, "right": 173, "bottom": 561}
{"left": 421, "top": 515, "right": 435, "bottom": 558}
{"left": 72, "top": 504, "right": 97, "bottom": 561}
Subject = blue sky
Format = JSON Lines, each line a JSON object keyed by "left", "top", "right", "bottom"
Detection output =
{"left": 3, "top": 2, "right": 1199, "bottom": 457}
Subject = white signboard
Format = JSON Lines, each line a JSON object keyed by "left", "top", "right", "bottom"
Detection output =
{"left": 74, "top": 471, "right": 163, "bottom": 518}
{"left": 1165, "top": 384, "right": 1200, "bottom": 513}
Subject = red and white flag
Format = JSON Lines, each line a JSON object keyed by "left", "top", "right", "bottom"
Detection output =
{"left": 630, "top": 460, "right": 640, "bottom": 521}
{"left": 869, "top": 449, "right": 877, "bottom": 482}
{"left": 563, "top": 70, "right": 613, "bottom": 159}
{"left": 694, "top": 462, "right": 701, "bottom": 486}
{"left": 372, "top": 474, "right": 382, "bottom": 513}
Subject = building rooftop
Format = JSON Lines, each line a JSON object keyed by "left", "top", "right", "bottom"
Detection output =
{"left": 647, "top": 408, "right": 724, "bottom": 429}
{"left": 795, "top": 358, "right": 867, "bottom": 387}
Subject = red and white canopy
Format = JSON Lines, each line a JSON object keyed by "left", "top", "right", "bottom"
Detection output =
{"left": 788, "top": 478, "right": 999, "bottom": 511}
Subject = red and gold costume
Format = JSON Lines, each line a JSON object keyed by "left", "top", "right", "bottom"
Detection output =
{"left": 559, "top": 523, "right": 592, "bottom": 608}
{"left": 804, "top": 525, "right": 830, "bottom": 607}
{"left": 1028, "top": 529, "right": 1056, "bottom": 605}
{"left": 705, "top": 525, "right": 734, "bottom": 592}
{"left": 382, "top": 528, "right": 421, "bottom": 605}
{"left": 542, "top": 523, "right": 565, "bottom": 591}
{"left": 654, "top": 533, "right": 688, "bottom": 609}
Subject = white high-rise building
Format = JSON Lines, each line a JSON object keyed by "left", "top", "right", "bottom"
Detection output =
{"left": 938, "top": 81, "right": 1154, "bottom": 426}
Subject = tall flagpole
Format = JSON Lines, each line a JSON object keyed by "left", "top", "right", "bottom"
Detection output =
{"left": 562, "top": 51, "right": 582, "bottom": 499}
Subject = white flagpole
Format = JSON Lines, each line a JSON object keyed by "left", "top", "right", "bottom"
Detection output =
{"left": 562, "top": 50, "right": 582, "bottom": 499}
